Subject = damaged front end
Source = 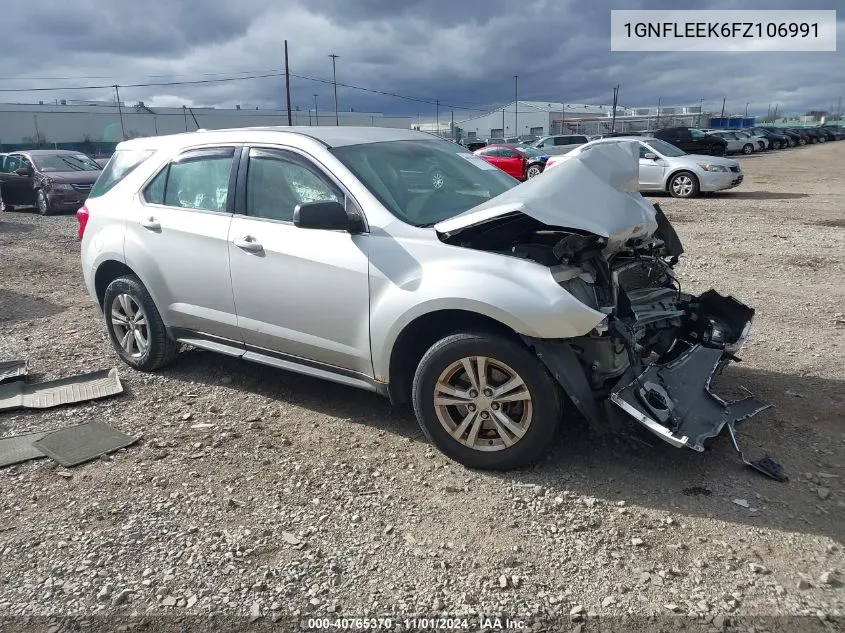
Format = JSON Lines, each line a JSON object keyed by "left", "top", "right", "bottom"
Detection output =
{"left": 435, "top": 141, "right": 772, "bottom": 462}
{"left": 533, "top": 213, "right": 769, "bottom": 454}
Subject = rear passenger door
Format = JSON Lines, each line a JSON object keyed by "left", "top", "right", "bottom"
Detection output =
{"left": 227, "top": 146, "right": 372, "bottom": 376}
{"left": 124, "top": 146, "right": 242, "bottom": 342}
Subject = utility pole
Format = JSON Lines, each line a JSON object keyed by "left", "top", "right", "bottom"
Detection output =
{"left": 656, "top": 97, "right": 662, "bottom": 128}
{"left": 502, "top": 108, "right": 505, "bottom": 138}
{"left": 313, "top": 94, "right": 319, "bottom": 126}
{"left": 720, "top": 98, "right": 726, "bottom": 126}
{"left": 114, "top": 85, "right": 126, "bottom": 140}
{"left": 284, "top": 40, "right": 293, "bottom": 126}
{"left": 698, "top": 98, "right": 704, "bottom": 127}
{"left": 561, "top": 103, "right": 565, "bottom": 134}
{"left": 435, "top": 99, "right": 440, "bottom": 136}
{"left": 450, "top": 111, "right": 454, "bottom": 139}
{"left": 329, "top": 53, "right": 340, "bottom": 126}
{"left": 33, "top": 115, "right": 41, "bottom": 148}
{"left": 745, "top": 102, "right": 750, "bottom": 120}
{"left": 182, "top": 105, "right": 188, "bottom": 132}
{"left": 514, "top": 75, "right": 519, "bottom": 138}
{"left": 611, "top": 85, "right": 619, "bottom": 133}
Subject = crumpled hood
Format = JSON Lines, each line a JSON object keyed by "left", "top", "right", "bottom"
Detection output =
{"left": 436, "top": 141, "right": 658, "bottom": 249}
{"left": 41, "top": 171, "right": 101, "bottom": 185}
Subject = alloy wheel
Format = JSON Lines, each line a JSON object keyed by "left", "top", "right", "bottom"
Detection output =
{"left": 37, "top": 191, "right": 48, "bottom": 214}
{"left": 526, "top": 165, "right": 542, "bottom": 179}
{"left": 671, "top": 175, "right": 694, "bottom": 197}
{"left": 110, "top": 293, "right": 149, "bottom": 358}
{"left": 432, "top": 356, "right": 533, "bottom": 452}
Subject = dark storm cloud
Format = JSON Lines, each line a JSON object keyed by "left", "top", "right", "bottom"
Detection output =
{"left": 0, "top": 0, "right": 841, "bottom": 119}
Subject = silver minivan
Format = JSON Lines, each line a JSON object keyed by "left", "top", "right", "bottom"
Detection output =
{"left": 79, "top": 128, "right": 763, "bottom": 470}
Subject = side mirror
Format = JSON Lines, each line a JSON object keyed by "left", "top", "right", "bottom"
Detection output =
{"left": 15, "top": 167, "right": 30, "bottom": 176}
{"left": 643, "top": 152, "right": 657, "bottom": 160}
{"left": 293, "top": 200, "right": 364, "bottom": 233}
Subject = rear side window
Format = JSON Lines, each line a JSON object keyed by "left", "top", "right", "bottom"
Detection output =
{"left": 143, "top": 147, "right": 235, "bottom": 212}
{"left": 89, "top": 149, "right": 154, "bottom": 198}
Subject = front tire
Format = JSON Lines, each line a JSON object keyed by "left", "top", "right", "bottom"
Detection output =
{"left": 525, "top": 164, "right": 543, "bottom": 179}
{"left": 668, "top": 171, "right": 700, "bottom": 199}
{"left": 742, "top": 143, "right": 754, "bottom": 155}
{"left": 411, "top": 332, "right": 562, "bottom": 470}
{"left": 36, "top": 189, "right": 53, "bottom": 216}
{"left": 103, "top": 275, "right": 179, "bottom": 371}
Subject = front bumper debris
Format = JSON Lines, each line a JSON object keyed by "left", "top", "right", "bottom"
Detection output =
{"left": 609, "top": 344, "right": 771, "bottom": 452}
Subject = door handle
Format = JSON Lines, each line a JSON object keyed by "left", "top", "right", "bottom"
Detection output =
{"left": 233, "top": 235, "right": 263, "bottom": 252}
{"left": 140, "top": 216, "right": 160, "bottom": 230}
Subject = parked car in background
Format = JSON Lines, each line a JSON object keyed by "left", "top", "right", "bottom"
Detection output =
{"left": 816, "top": 127, "right": 839, "bottom": 142}
{"left": 781, "top": 128, "right": 810, "bottom": 145}
{"left": 652, "top": 127, "right": 728, "bottom": 156}
{"left": 545, "top": 136, "right": 743, "bottom": 199}
{"left": 0, "top": 150, "right": 102, "bottom": 215}
{"left": 487, "top": 137, "right": 507, "bottom": 145}
{"left": 474, "top": 144, "right": 549, "bottom": 180}
{"left": 462, "top": 140, "right": 487, "bottom": 152}
{"left": 822, "top": 126, "right": 845, "bottom": 140}
{"left": 746, "top": 128, "right": 788, "bottom": 150}
{"left": 733, "top": 130, "right": 768, "bottom": 151}
{"left": 517, "top": 134, "right": 539, "bottom": 144}
{"left": 530, "top": 134, "right": 589, "bottom": 156}
{"left": 79, "top": 127, "right": 762, "bottom": 469}
{"left": 708, "top": 131, "right": 757, "bottom": 155}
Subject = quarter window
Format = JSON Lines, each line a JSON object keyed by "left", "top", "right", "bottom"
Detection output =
{"left": 245, "top": 148, "right": 342, "bottom": 222}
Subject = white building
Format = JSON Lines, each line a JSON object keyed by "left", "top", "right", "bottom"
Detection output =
{"left": 0, "top": 102, "right": 412, "bottom": 152}
{"left": 452, "top": 101, "right": 706, "bottom": 140}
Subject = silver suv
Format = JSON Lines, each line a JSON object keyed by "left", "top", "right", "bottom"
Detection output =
{"left": 79, "top": 128, "right": 764, "bottom": 470}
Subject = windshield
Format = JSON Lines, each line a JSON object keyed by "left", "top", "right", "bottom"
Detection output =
{"left": 517, "top": 146, "right": 545, "bottom": 158}
{"left": 644, "top": 139, "right": 688, "bottom": 157}
{"left": 32, "top": 153, "right": 101, "bottom": 172}
{"left": 330, "top": 140, "right": 517, "bottom": 227}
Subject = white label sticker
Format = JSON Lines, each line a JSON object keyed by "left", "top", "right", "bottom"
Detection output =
{"left": 457, "top": 153, "right": 499, "bottom": 170}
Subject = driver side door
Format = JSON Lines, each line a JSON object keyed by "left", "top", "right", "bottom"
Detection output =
{"left": 0, "top": 154, "right": 36, "bottom": 206}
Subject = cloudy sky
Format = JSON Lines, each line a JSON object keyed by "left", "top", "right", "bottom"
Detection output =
{"left": 0, "top": 0, "right": 841, "bottom": 122}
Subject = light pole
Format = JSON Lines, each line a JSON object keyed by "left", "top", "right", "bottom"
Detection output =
{"left": 745, "top": 102, "right": 750, "bottom": 120}
{"left": 329, "top": 53, "right": 340, "bottom": 126}
{"left": 514, "top": 75, "right": 518, "bottom": 139}
{"left": 655, "top": 97, "right": 662, "bottom": 129}
{"left": 698, "top": 98, "right": 703, "bottom": 127}
{"left": 313, "top": 94, "right": 319, "bottom": 126}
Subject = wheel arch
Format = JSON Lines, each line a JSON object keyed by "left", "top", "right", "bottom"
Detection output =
{"left": 93, "top": 260, "right": 139, "bottom": 310}
{"left": 664, "top": 168, "right": 699, "bottom": 193}
{"left": 386, "top": 309, "right": 522, "bottom": 405}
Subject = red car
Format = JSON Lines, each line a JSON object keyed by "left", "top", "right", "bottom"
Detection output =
{"left": 473, "top": 144, "right": 550, "bottom": 180}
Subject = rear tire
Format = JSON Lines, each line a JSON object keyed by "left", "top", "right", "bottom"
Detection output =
{"left": 668, "top": 171, "right": 700, "bottom": 199}
{"left": 103, "top": 274, "right": 179, "bottom": 372}
{"left": 711, "top": 144, "right": 726, "bottom": 157}
{"left": 411, "top": 332, "right": 562, "bottom": 470}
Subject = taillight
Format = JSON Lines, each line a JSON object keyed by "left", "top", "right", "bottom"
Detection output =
{"left": 76, "top": 205, "right": 89, "bottom": 240}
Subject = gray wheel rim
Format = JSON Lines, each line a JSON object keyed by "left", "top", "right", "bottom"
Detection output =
{"left": 672, "top": 175, "right": 693, "bottom": 197}
{"left": 37, "top": 191, "right": 47, "bottom": 214}
{"left": 527, "top": 166, "right": 541, "bottom": 178}
{"left": 431, "top": 170, "right": 445, "bottom": 189}
{"left": 110, "top": 294, "right": 149, "bottom": 358}
{"left": 743, "top": 145, "right": 752, "bottom": 154}
{"left": 433, "top": 356, "right": 533, "bottom": 452}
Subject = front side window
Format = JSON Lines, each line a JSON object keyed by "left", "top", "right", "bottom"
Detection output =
{"left": 246, "top": 148, "right": 342, "bottom": 222}
{"left": 156, "top": 148, "right": 234, "bottom": 211}
{"left": 645, "top": 139, "right": 687, "bottom": 157}
{"left": 0, "top": 155, "right": 25, "bottom": 174}
{"left": 330, "top": 139, "right": 516, "bottom": 227}
{"left": 689, "top": 129, "right": 706, "bottom": 139}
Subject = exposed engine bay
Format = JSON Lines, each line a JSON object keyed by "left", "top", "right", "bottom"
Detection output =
{"left": 434, "top": 141, "right": 780, "bottom": 478}
{"left": 441, "top": 204, "right": 772, "bottom": 465}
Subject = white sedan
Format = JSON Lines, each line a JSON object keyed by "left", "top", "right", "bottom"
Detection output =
{"left": 544, "top": 137, "right": 743, "bottom": 198}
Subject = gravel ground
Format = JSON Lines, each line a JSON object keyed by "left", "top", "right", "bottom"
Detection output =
{"left": 0, "top": 142, "right": 843, "bottom": 632}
